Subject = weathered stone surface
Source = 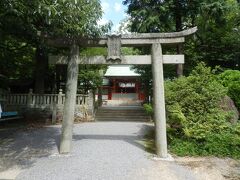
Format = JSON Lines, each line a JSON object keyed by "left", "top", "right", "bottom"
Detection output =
{"left": 107, "top": 34, "right": 121, "bottom": 63}
{"left": 49, "top": 55, "right": 185, "bottom": 65}
{"left": 220, "top": 96, "right": 239, "bottom": 124}
{"left": 60, "top": 44, "right": 79, "bottom": 153}
{"left": 46, "top": 27, "right": 197, "bottom": 47}
{"left": 152, "top": 43, "right": 168, "bottom": 158}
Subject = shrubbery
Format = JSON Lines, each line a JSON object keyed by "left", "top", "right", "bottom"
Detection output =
{"left": 165, "top": 63, "right": 229, "bottom": 138}
{"left": 165, "top": 63, "right": 240, "bottom": 158}
{"left": 218, "top": 70, "right": 240, "bottom": 110}
{"left": 143, "top": 103, "right": 153, "bottom": 116}
{"left": 145, "top": 63, "right": 240, "bottom": 159}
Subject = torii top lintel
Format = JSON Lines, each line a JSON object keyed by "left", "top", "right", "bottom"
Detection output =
{"left": 47, "top": 27, "right": 197, "bottom": 47}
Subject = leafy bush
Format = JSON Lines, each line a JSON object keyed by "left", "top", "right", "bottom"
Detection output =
{"left": 169, "top": 124, "right": 240, "bottom": 159}
{"left": 165, "top": 63, "right": 229, "bottom": 139}
{"left": 143, "top": 103, "right": 153, "bottom": 116}
{"left": 164, "top": 63, "right": 240, "bottom": 158}
{"left": 142, "top": 63, "right": 240, "bottom": 158}
{"left": 218, "top": 70, "right": 240, "bottom": 110}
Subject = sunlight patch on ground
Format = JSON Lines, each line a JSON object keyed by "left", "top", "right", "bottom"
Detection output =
{"left": 0, "top": 166, "right": 22, "bottom": 179}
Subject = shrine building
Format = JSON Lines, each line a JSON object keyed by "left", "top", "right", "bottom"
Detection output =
{"left": 101, "top": 65, "right": 145, "bottom": 102}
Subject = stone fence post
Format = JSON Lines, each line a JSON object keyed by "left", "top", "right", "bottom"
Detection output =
{"left": 58, "top": 89, "right": 63, "bottom": 105}
{"left": 52, "top": 89, "right": 63, "bottom": 124}
{"left": 27, "top": 89, "right": 33, "bottom": 107}
{"left": 87, "top": 90, "right": 95, "bottom": 117}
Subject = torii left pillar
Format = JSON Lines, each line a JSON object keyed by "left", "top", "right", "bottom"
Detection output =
{"left": 60, "top": 44, "right": 79, "bottom": 153}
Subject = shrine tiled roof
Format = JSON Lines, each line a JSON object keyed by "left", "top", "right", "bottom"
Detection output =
{"left": 104, "top": 65, "right": 140, "bottom": 77}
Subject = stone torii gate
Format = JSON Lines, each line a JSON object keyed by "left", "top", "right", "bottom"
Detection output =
{"left": 48, "top": 27, "right": 197, "bottom": 158}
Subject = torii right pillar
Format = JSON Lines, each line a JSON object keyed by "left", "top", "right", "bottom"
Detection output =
{"left": 152, "top": 43, "right": 168, "bottom": 158}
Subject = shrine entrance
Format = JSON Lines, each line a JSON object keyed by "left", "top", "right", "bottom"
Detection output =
{"left": 47, "top": 27, "right": 197, "bottom": 158}
{"left": 102, "top": 65, "right": 144, "bottom": 104}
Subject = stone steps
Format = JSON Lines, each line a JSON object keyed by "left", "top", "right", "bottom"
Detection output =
{"left": 95, "top": 106, "right": 150, "bottom": 122}
{"left": 104, "top": 100, "right": 142, "bottom": 106}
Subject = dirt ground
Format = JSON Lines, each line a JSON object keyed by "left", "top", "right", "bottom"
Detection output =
{"left": 175, "top": 156, "right": 240, "bottom": 180}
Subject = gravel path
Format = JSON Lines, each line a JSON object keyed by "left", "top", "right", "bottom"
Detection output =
{"left": 0, "top": 122, "right": 203, "bottom": 180}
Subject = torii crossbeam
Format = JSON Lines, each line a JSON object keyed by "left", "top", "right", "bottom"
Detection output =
{"left": 47, "top": 27, "right": 197, "bottom": 158}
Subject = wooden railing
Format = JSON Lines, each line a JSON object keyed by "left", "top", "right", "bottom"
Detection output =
{"left": 3, "top": 89, "right": 88, "bottom": 106}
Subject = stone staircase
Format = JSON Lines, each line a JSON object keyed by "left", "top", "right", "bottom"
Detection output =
{"left": 103, "top": 100, "right": 142, "bottom": 106}
{"left": 95, "top": 106, "right": 150, "bottom": 122}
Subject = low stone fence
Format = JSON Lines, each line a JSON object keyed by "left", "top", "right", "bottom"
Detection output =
{"left": 1, "top": 89, "right": 94, "bottom": 122}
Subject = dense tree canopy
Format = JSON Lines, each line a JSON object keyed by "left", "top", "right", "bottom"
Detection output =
{"left": 124, "top": 0, "right": 240, "bottom": 67}
{"left": 0, "top": 0, "right": 109, "bottom": 93}
{"left": 0, "top": 0, "right": 105, "bottom": 40}
{"left": 124, "top": 0, "right": 240, "bottom": 100}
{"left": 1, "top": 0, "right": 239, "bottom": 94}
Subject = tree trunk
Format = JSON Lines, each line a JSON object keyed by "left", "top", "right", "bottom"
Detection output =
{"left": 144, "top": 80, "right": 151, "bottom": 103}
{"left": 98, "top": 87, "right": 103, "bottom": 106}
{"left": 176, "top": 44, "right": 183, "bottom": 77}
{"left": 34, "top": 46, "right": 48, "bottom": 94}
{"left": 175, "top": 0, "right": 183, "bottom": 77}
{"left": 56, "top": 65, "right": 62, "bottom": 92}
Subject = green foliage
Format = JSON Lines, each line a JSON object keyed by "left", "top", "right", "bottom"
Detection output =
{"left": 0, "top": 37, "right": 35, "bottom": 81}
{"left": 78, "top": 65, "right": 107, "bottom": 94}
{"left": 166, "top": 103, "right": 186, "bottom": 136}
{"left": 77, "top": 48, "right": 107, "bottom": 93}
{"left": 0, "top": 0, "right": 109, "bottom": 92}
{"left": 195, "top": 0, "right": 240, "bottom": 68}
{"left": 123, "top": 0, "right": 191, "bottom": 32}
{"left": 121, "top": 47, "right": 141, "bottom": 56}
{"left": 81, "top": 47, "right": 107, "bottom": 56}
{"left": 218, "top": 70, "right": 240, "bottom": 110}
{"left": 166, "top": 63, "right": 240, "bottom": 158}
{"left": 169, "top": 124, "right": 240, "bottom": 159}
{"left": 143, "top": 103, "right": 153, "bottom": 116}
{"left": 125, "top": 0, "right": 240, "bottom": 102}
{"left": 143, "top": 63, "right": 240, "bottom": 158}
{"left": 166, "top": 63, "right": 229, "bottom": 139}
{"left": 145, "top": 123, "right": 240, "bottom": 159}
{"left": 124, "top": 0, "right": 240, "bottom": 71}
{"left": 168, "top": 138, "right": 201, "bottom": 156}
{"left": 0, "top": 0, "right": 107, "bottom": 38}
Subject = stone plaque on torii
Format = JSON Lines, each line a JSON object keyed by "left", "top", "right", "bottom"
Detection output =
{"left": 47, "top": 27, "right": 197, "bottom": 158}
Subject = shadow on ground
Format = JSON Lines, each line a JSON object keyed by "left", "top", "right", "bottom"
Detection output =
{"left": 0, "top": 122, "right": 154, "bottom": 174}
{"left": 0, "top": 123, "right": 61, "bottom": 173}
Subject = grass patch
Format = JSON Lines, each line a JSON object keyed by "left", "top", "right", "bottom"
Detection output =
{"left": 136, "top": 128, "right": 155, "bottom": 154}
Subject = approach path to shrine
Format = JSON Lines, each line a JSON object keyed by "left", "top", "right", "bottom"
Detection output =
{"left": 2, "top": 122, "right": 201, "bottom": 180}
